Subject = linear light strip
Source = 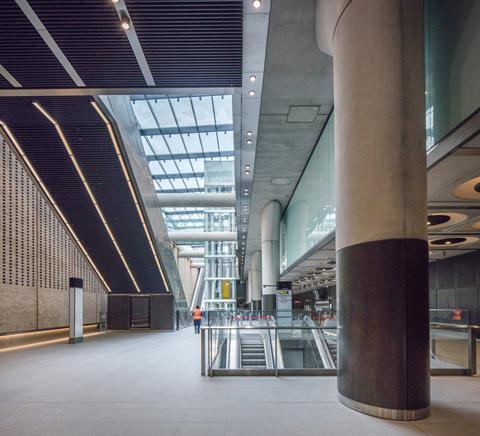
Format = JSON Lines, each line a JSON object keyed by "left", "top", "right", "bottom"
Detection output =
{"left": 0, "top": 121, "right": 112, "bottom": 293}
{"left": 91, "top": 101, "right": 171, "bottom": 293}
{"left": 0, "top": 331, "right": 106, "bottom": 354}
{"left": 31, "top": 102, "right": 141, "bottom": 293}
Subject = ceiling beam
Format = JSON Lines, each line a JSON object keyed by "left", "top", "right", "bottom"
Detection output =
{"left": 163, "top": 210, "right": 204, "bottom": 216}
{"left": 157, "top": 192, "right": 235, "bottom": 207}
{"left": 0, "top": 65, "right": 22, "bottom": 87}
{"left": 112, "top": 0, "right": 155, "bottom": 86}
{"left": 152, "top": 172, "right": 203, "bottom": 180}
{"left": 141, "top": 124, "right": 233, "bottom": 136}
{"left": 156, "top": 188, "right": 204, "bottom": 194}
{"left": 0, "top": 87, "right": 242, "bottom": 97}
{"left": 147, "top": 150, "right": 233, "bottom": 161}
{"left": 169, "top": 231, "right": 237, "bottom": 242}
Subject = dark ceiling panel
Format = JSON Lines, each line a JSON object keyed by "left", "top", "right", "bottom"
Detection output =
{"left": 0, "top": 3, "right": 75, "bottom": 88}
{"left": 28, "top": 0, "right": 146, "bottom": 87}
{"left": 126, "top": 0, "right": 243, "bottom": 87}
{"left": 0, "top": 75, "right": 12, "bottom": 89}
{"left": 0, "top": 97, "right": 166, "bottom": 293}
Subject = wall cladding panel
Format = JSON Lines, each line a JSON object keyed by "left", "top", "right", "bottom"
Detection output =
{"left": 37, "top": 288, "right": 69, "bottom": 329}
{"left": 0, "top": 285, "right": 37, "bottom": 332}
{"left": 429, "top": 251, "right": 480, "bottom": 324}
{"left": 0, "top": 133, "right": 107, "bottom": 333}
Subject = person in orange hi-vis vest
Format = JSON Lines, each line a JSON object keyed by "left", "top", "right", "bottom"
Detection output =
{"left": 192, "top": 306, "right": 203, "bottom": 334}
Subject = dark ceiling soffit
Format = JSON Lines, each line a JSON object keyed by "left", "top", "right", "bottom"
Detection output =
{"left": 0, "top": 87, "right": 242, "bottom": 97}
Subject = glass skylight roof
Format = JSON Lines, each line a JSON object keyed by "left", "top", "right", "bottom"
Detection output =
{"left": 131, "top": 95, "right": 234, "bottom": 233}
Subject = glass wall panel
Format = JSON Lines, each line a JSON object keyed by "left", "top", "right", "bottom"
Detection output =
{"left": 280, "top": 114, "right": 335, "bottom": 271}
{"left": 425, "top": 0, "right": 480, "bottom": 150}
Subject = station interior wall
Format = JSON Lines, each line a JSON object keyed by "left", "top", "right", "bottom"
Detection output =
{"left": 429, "top": 251, "right": 480, "bottom": 324}
{"left": 0, "top": 133, "right": 107, "bottom": 334}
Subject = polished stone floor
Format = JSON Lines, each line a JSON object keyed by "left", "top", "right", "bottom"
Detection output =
{"left": 0, "top": 328, "right": 479, "bottom": 436}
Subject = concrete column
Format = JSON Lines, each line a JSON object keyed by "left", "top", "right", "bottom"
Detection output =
{"left": 261, "top": 201, "right": 281, "bottom": 311}
{"left": 317, "top": 0, "right": 429, "bottom": 421}
{"left": 251, "top": 250, "right": 262, "bottom": 310}
{"left": 247, "top": 270, "right": 252, "bottom": 306}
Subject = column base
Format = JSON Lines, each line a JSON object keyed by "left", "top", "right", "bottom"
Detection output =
{"left": 262, "top": 294, "right": 276, "bottom": 311}
{"left": 69, "top": 337, "right": 84, "bottom": 344}
{"left": 338, "top": 393, "right": 430, "bottom": 421}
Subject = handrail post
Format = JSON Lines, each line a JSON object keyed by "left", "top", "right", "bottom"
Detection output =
{"left": 275, "top": 326, "right": 278, "bottom": 377}
{"left": 201, "top": 327, "right": 205, "bottom": 376}
{"left": 468, "top": 327, "right": 477, "bottom": 376}
{"left": 208, "top": 328, "right": 212, "bottom": 377}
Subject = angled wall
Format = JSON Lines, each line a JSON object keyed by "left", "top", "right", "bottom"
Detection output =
{"left": 0, "top": 132, "right": 107, "bottom": 334}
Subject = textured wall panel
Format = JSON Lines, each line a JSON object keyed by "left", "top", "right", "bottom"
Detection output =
{"left": 0, "top": 133, "right": 107, "bottom": 333}
{"left": 37, "top": 288, "right": 69, "bottom": 329}
{"left": 0, "top": 285, "right": 37, "bottom": 332}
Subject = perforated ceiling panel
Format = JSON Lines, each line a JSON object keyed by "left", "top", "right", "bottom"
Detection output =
{"left": 127, "top": 0, "right": 243, "bottom": 87}
{"left": 0, "top": 2, "right": 75, "bottom": 89}
{"left": 28, "top": 0, "right": 146, "bottom": 87}
{"left": 0, "top": 97, "right": 167, "bottom": 294}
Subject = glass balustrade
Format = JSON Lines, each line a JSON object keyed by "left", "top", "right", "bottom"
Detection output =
{"left": 200, "top": 309, "right": 478, "bottom": 376}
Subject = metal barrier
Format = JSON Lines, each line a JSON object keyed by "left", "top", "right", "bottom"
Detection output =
{"left": 200, "top": 322, "right": 479, "bottom": 377}
{"left": 201, "top": 325, "right": 337, "bottom": 376}
{"left": 430, "top": 322, "right": 478, "bottom": 376}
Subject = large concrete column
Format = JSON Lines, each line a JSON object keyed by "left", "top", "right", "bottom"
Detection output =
{"left": 247, "top": 270, "right": 253, "bottom": 306}
{"left": 261, "top": 201, "right": 281, "bottom": 311}
{"left": 251, "top": 250, "right": 262, "bottom": 310}
{"left": 317, "top": 0, "right": 429, "bottom": 421}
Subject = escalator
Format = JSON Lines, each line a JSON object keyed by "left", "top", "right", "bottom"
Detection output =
{"left": 207, "top": 313, "right": 336, "bottom": 373}
{"left": 240, "top": 334, "right": 266, "bottom": 369}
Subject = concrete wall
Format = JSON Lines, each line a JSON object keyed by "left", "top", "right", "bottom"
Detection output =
{"left": 429, "top": 251, "right": 480, "bottom": 324}
{"left": 0, "top": 133, "right": 108, "bottom": 334}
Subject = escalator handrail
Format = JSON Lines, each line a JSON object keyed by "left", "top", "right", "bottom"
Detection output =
{"left": 303, "top": 316, "right": 336, "bottom": 369}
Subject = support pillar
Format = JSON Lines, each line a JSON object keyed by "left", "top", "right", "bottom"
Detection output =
{"left": 69, "top": 277, "right": 84, "bottom": 344}
{"left": 317, "top": 0, "right": 430, "bottom": 420}
{"left": 261, "top": 201, "right": 281, "bottom": 311}
{"left": 247, "top": 270, "right": 253, "bottom": 306}
{"left": 251, "top": 250, "right": 262, "bottom": 310}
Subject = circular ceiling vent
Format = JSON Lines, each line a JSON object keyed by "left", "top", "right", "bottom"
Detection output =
{"left": 427, "top": 212, "right": 467, "bottom": 229}
{"left": 429, "top": 236, "right": 478, "bottom": 247}
{"left": 453, "top": 176, "right": 480, "bottom": 200}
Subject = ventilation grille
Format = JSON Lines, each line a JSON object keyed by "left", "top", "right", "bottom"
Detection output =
{"left": 0, "top": 135, "right": 105, "bottom": 294}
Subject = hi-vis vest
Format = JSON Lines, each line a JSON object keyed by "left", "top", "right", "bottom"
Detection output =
{"left": 193, "top": 309, "right": 202, "bottom": 320}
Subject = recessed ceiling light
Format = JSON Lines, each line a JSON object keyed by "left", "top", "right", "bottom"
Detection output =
{"left": 248, "top": 90, "right": 255, "bottom": 96}
{"left": 249, "top": 75, "right": 257, "bottom": 82}
{"left": 253, "top": 0, "right": 261, "bottom": 8}
{"left": 247, "top": 131, "right": 253, "bottom": 136}
{"left": 246, "top": 139, "right": 252, "bottom": 144}
{"left": 120, "top": 13, "right": 131, "bottom": 30}
{"left": 112, "top": 0, "right": 119, "bottom": 3}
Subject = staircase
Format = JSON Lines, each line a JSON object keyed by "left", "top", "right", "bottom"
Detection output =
{"left": 241, "top": 335, "right": 266, "bottom": 369}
